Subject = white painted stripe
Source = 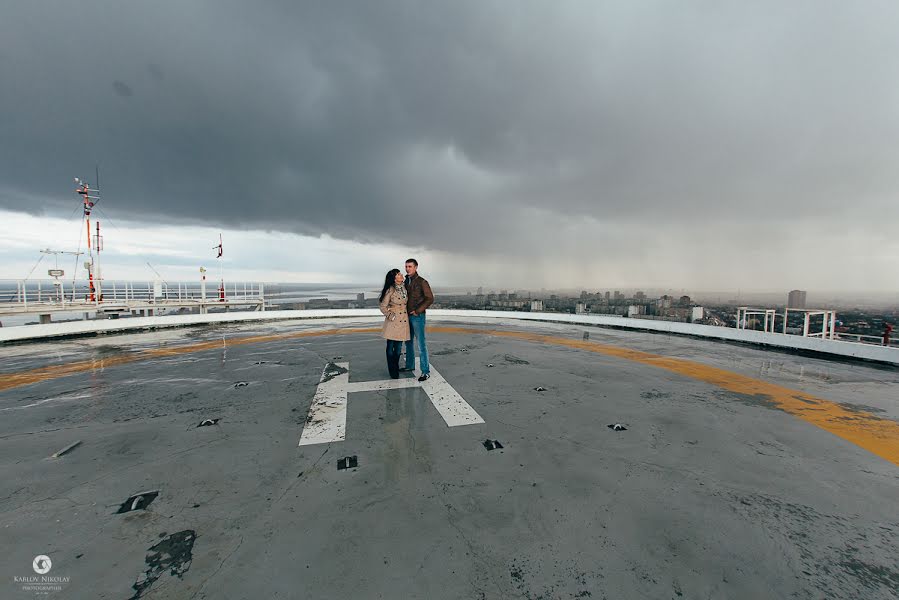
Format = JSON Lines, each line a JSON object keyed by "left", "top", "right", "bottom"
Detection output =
{"left": 298, "top": 362, "right": 350, "bottom": 446}
{"left": 298, "top": 360, "right": 484, "bottom": 446}
{"left": 415, "top": 359, "right": 485, "bottom": 427}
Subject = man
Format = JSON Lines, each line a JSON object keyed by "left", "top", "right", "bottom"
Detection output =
{"left": 401, "top": 258, "right": 434, "bottom": 382}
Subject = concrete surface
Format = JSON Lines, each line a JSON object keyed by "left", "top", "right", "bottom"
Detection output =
{"left": 2, "top": 309, "right": 897, "bottom": 366}
{"left": 0, "top": 318, "right": 897, "bottom": 599}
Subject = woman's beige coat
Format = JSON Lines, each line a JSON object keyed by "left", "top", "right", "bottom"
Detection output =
{"left": 379, "top": 286, "right": 411, "bottom": 341}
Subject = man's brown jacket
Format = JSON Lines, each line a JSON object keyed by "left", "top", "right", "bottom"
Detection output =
{"left": 405, "top": 273, "right": 434, "bottom": 314}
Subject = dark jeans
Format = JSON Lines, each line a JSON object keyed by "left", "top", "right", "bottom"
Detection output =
{"left": 386, "top": 339, "right": 403, "bottom": 378}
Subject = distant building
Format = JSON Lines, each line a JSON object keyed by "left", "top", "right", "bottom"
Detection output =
{"left": 604, "top": 291, "right": 611, "bottom": 301}
{"left": 530, "top": 300, "right": 544, "bottom": 312}
{"left": 477, "top": 287, "right": 483, "bottom": 296}
{"left": 788, "top": 290, "right": 807, "bottom": 309}
{"left": 628, "top": 305, "right": 646, "bottom": 317}
{"left": 490, "top": 300, "right": 528, "bottom": 309}
{"left": 356, "top": 293, "right": 365, "bottom": 302}
{"left": 691, "top": 307, "right": 705, "bottom": 322}
{"left": 635, "top": 291, "right": 645, "bottom": 301}
{"left": 576, "top": 302, "right": 586, "bottom": 314}
{"left": 613, "top": 291, "right": 623, "bottom": 301}
{"left": 678, "top": 295, "right": 691, "bottom": 306}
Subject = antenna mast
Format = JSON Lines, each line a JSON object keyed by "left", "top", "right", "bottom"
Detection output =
{"left": 74, "top": 173, "right": 102, "bottom": 302}
{"left": 214, "top": 233, "right": 224, "bottom": 302}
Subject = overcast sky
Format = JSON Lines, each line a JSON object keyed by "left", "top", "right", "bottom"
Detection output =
{"left": 2, "top": 1, "right": 898, "bottom": 294}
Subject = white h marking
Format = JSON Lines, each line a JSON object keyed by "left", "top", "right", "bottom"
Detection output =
{"left": 298, "top": 361, "right": 484, "bottom": 446}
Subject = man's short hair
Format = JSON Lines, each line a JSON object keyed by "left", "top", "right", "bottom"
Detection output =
{"left": 405, "top": 258, "right": 418, "bottom": 267}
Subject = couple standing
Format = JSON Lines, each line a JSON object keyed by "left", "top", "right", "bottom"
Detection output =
{"left": 378, "top": 258, "right": 434, "bottom": 381}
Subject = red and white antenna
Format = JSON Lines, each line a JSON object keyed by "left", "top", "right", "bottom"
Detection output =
{"left": 74, "top": 172, "right": 102, "bottom": 302}
{"left": 213, "top": 233, "right": 224, "bottom": 301}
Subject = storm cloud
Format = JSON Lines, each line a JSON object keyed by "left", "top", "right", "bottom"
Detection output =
{"left": 2, "top": 1, "right": 898, "bottom": 290}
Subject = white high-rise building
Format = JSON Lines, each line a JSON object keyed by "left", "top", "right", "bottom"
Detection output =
{"left": 788, "top": 290, "right": 807, "bottom": 309}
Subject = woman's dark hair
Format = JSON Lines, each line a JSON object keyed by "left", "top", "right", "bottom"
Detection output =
{"left": 379, "top": 269, "right": 402, "bottom": 302}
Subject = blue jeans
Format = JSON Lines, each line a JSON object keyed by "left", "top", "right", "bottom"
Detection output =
{"left": 405, "top": 313, "right": 429, "bottom": 374}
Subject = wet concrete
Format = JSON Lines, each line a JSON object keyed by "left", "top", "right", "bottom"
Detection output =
{"left": 0, "top": 317, "right": 897, "bottom": 599}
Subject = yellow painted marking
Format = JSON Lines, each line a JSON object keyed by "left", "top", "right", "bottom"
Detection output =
{"left": 0, "top": 327, "right": 380, "bottom": 392}
{"left": 1, "top": 324, "right": 896, "bottom": 466}
{"left": 431, "top": 327, "right": 899, "bottom": 467}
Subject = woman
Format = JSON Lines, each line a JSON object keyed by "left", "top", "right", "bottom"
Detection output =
{"left": 378, "top": 268, "right": 411, "bottom": 378}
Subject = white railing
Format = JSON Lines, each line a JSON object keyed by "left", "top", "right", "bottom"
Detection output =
{"left": 0, "top": 280, "right": 265, "bottom": 312}
{"left": 834, "top": 332, "right": 898, "bottom": 348}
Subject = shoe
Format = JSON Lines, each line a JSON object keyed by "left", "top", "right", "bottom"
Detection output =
{"left": 399, "top": 367, "right": 412, "bottom": 372}
{"left": 418, "top": 374, "right": 430, "bottom": 382}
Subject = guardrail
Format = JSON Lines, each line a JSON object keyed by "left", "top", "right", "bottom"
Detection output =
{"left": 0, "top": 279, "right": 264, "bottom": 315}
{"left": 834, "top": 332, "right": 898, "bottom": 348}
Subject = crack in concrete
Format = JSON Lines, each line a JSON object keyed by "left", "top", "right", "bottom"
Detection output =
{"left": 274, "top": 445, "right": 330, "bottom": 505}
{"left": 189, "top": 536, "right": 245, "bottom": 600}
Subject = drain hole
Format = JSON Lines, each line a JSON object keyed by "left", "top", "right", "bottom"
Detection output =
{"left": 483, "top": 439, "right": 504, "bottom": 451}
{"left": 607, "top": 423, "right": 628, "bottom": 431}
{"left": 486, "top": 363, "right": 495, "bottom": 368}
{"left": 116, "top": 490, "right": 160, "bottom": 514}
{"left": 197, "top": 418, "right": 220, "bottom": 428}
{"left": 534, "top": 386, "right": 546, "bottom": 392}
{"left": 233, "top": 381, "right": 249, "bottom": 388}
{"left": 337, "top": 456, "right": 358, "bottom": 470}
{"left": 583, "top": 331, "right": 590, "bottom": 340}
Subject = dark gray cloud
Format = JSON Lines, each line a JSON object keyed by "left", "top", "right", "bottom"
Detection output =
{"left": 2, "top": 0, "right": 899, "bottom": 264}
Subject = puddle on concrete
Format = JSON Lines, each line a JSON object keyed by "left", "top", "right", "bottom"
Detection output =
{"left": 128, "top": 530, "right": 196, "bottom": 600}
{"left": 504, "top": 354, "right": 530, "bottom": 365}
{"left": 710, "top": 389, "right": 780, "bottom": 411}
{"left": 836, "top": 402, "right": 888, "bottom": 415}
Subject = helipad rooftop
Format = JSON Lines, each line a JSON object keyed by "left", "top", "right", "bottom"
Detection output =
{"left": 1, "top": 314, "right": 897, "bottom": 599}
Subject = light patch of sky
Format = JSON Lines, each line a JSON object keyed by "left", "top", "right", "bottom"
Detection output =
{"left": 0, "top": 209, "right": 432, "bottom": 284}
